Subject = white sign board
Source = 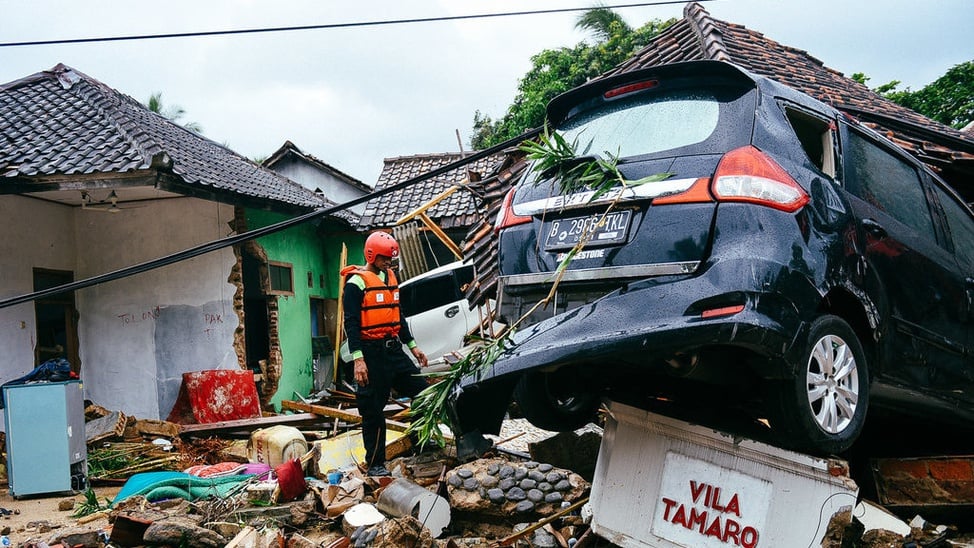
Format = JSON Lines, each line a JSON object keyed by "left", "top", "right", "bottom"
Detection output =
{"left": 651, "top": 451, "right": 772, "bottom": 548}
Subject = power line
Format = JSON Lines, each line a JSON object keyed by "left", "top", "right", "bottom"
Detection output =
{"left": 0, "top": 1, "right": 705, "bottom": 48}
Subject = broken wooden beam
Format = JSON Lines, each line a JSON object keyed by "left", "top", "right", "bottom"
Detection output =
{"left": 177, "top": 412, "right": 322, "bottom": 436}
{"left": 280, "top": 400, "right": 411, "bottom": 431}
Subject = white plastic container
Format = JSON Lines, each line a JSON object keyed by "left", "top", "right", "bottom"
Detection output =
{"left": 247, "top": 425, "right": 308, "bottom": 468}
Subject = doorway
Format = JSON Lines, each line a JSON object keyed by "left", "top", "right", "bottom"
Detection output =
{"left": 33, "top": 268, "right": 80, "bottom": 372}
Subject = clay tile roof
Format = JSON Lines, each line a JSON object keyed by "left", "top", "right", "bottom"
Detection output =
{"left": 0, "top": 64, "right": 356, "bottom": 222}
{"left": 605, "top": 3, "right": 974, "bottom": 185}
{"left": 359, "top": 152, "right": 507, "bottom": 230}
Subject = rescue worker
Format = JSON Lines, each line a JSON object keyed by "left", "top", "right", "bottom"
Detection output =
{"left": 341, "top": 231, "right": 428, "bottom": 476}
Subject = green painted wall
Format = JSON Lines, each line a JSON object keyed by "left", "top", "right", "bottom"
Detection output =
{"left": 246, "top": 209, "right": 365, "bottom": 410}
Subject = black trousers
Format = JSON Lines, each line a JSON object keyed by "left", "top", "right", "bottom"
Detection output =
{"left": 356, "top": 340, "right": 428, "bottom": 468}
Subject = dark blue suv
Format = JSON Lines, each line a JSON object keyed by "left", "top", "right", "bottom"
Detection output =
{"left": 449, "top": 60, "right": 974, "bottom": 456}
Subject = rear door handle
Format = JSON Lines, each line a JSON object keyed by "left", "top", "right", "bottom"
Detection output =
{"left": 861, "top": 218, "right": 888, "bottom": 239}
{"left": 445, "top": 305, "right": 459, "bottom": 319}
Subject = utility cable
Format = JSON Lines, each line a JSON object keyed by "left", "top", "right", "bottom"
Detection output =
{"left": 0, "top": 126, "right": 541, "bottom": 310}
{"left": 0, "top": 1, "right": 707, "bottom": 48}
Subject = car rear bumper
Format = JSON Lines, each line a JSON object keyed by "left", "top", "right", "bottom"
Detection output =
{"left": 448, "top": 256, "right": 819, "bottom": 437}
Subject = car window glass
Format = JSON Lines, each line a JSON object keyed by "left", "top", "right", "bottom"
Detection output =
{"left": 843, "top": 129, "right": 935, "bottom": 240}
{"left": 935, "top": 185, "right": 974, "bottom": 270}
{"left": 400, "top": 272, "right": 462, "bottom": 317}
{"left": 558, "top": 90, "right": 719, "bottom": 160}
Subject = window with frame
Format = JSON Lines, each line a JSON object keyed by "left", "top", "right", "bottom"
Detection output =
{"left": 843, "top": 129, "right": 936, "bottom": 240}
{"left": 268, "top": 262, "right": 294, "bottom": 295}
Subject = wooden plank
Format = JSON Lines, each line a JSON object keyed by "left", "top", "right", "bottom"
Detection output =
{"left": 85, "top": 410, "right": 127, "bottom": 443}
{"left": 177, "top": 412, "right": 321, "bottom": 435}
{"left": 282, "top": 400, "right": 454, "bottom": 442}
{"left": 334, "top": 243, "right": 347, "bottom": 383}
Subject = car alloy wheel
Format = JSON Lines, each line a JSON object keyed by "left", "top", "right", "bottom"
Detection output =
{"left": 767, "top": 315, "right": 869, "bottom": 455}
{"left": 805, "top": 333, "right": 859, "bottom": 435}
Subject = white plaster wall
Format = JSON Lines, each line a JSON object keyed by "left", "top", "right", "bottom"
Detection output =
{"left": 0, "top": 195, "right": 239, "bottom": 424}
{"left": 73, "top": 197, "right": 240, "bottom": 420}
{"left": 272, "top": 160, "right": 369, "bottom": 215}
{"left": 0, "top": 195, "right": 77, "bottom": 379}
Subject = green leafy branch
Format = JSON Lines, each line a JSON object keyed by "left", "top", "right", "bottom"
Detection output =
{"left": 407, "top": 125, "right": 672, "bottom": 447}
{"left": 71, "top": 486, "right": 112, "bottom": 518}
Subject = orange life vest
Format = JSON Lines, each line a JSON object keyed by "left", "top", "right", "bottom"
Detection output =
{"left": 341, "top": 265, "right": 401, "bottom": 340}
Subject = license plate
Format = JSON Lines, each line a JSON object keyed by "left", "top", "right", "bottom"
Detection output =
{"left": 544, "top": 209, "right": 632, "bottom": 251}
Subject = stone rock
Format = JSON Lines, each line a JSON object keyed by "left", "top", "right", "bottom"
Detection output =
{"left": 546, "top": 472, "right": 565, "bottom": 483}
{"left": 531, "top": 527, "right": 559, "bottom": 548}
{"left": 208, "top": 521, "right": 243, "bottom": 540}
{"left": 528, "top": 470, "right": 546, "bottom": 482}
{"left": 537, "top": 463, "right": 553, "bottom": 473}
{"left": 448, "top": 474, "right": 463, "bottom": 488}
{"left": 462, "top": 477, "right": 480, "bottom": 490}
{"left": 538, "top": 482, "right": 553, "bottom": 492}
{"left": 527, "top": 489, "right": 544, "bottom": 503}
{"left": 446, "top": 457, "right": 590, "bottom": 517}
{"left": 487, "top": 463, "right": 500, "bottom": 475}
{"left": 514, "top": 467, "right": 527, "bottom": 480}
{"left": 287, "top": 532, "right": 319, "bottom": 548}
{"left": 46, "top": 526, "right": 102, "bottom": 548}
{"left": 481, "top": 474, "right": 499, "bottom": 488}
{"left": 369, "top": 516, "right": 435, "bottom": 548}
{"left": 555, "top": 479, "right": 571, "bottom": 492}
{"left": 457, "top": 468, "right": 474, "bottom": 479}
{"left": 515, "top": 500, "right": 535, "bottom": 513}
{"left": 143, "top": 517, "right": 227, "bottom": 548}
{"left": 544, "top": 492, "right": 564, "bottom": 504}
{"left": 519, "top": 478, "right": 537, "bottom": 490}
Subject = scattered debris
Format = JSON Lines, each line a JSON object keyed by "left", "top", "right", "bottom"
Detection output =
{"left": 3, "top": 383, "right": 974, "bottom": 547}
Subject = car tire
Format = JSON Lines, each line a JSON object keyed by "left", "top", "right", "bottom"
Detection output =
{"left": 514, "top": 369, "right": 601, "bottom": 432}
{"left": 767, "top": 315, "right": 869, "bottom": 455}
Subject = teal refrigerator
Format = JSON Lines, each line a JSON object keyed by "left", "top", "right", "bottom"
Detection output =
{"left": 3, "top": 380, "right": 87, "bottom": 497}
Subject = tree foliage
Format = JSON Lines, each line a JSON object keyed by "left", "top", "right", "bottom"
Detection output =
{"left": 145, "top": 92, "right": 204, "bottom": 134}
{"left": 869, "top": 60, "right": 974, "bottom": 129}
{"left": 471, "top": 9, "right": 675, "bottom": 149}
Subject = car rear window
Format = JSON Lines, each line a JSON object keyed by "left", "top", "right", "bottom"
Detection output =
{"left": 516, "top": 83, "right": 753, "bottom": 204}
{"left": 559, "top": 90, "right": 720, "bottom": 160}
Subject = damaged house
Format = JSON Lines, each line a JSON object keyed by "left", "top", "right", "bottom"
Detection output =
{"left": 262, "top": 140, "right": 373, "bottom": 217}
{"left": 0, "top": 64, "right": 362, "bottom": 422}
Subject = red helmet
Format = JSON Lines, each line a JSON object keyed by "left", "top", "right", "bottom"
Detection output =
{"left": 364, "top": 232, "right": 399, "bottom": 264}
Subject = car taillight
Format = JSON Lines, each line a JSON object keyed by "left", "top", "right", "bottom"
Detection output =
{"left": 652, "top": 177, "right": 714, "bottom": 205}
{"left": 604, "top": 79, "right": 659, "bottom": 99}
{"left": 712, "top": 146, "right": 809, "bottom": 213}
{"left": 495, "top": 187, "right": 532, "bottom": 233}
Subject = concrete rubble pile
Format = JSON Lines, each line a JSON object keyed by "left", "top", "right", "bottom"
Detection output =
{"left": 3, "top": 391, "right": 974, "bottom": 548}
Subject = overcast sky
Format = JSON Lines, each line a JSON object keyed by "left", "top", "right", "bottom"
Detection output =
{"left": 1, "top": 0, "right": 971, "bottom": 186}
